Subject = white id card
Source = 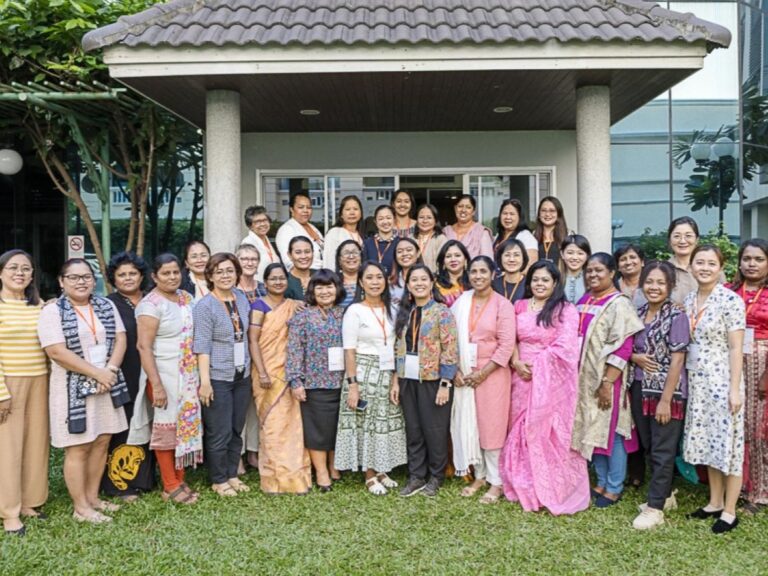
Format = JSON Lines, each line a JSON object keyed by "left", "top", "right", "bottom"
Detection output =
{"left": 234, "top": 341, "right": 246, "bottom": 368}
{"left": 379, "top": 347, "right": 395, "bottom": 371}
{"left": 328, "top": 347, "right": 345, "bottom": 371}
{"left": 468, "top": 343, "right": 478, "bottom": 369}
{"left": 405, "top": 353, "right": 420, "bottom": 380}
{"left": 686, "top": 343, "right": 699, "bottom": 371}
{"left": 744, "top": 327, "right": 755, "bottom": 355}
{"left": 89, "top": 343, "right": 107, "bottom": 368}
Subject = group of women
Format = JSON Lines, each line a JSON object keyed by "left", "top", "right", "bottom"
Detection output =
{"left": 0, "top": 189, "right": 766, "bottom": 539}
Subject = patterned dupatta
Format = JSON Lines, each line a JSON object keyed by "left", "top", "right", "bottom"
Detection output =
{"left": 174, "top": 291, "right": 204, "bottom": 468}
{"left": 57, "top": 294, "right": 130, "bottom": 434}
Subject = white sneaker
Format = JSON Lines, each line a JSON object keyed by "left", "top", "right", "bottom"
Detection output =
{"left": 637, "top": 489, "right": 678, "bottom": 513}
{"left": 633, "top": 507, "right": 665, "bottom": 530}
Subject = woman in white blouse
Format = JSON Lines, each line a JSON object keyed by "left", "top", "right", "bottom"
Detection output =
{"left": 324, "top": 196, "right": 365, "bottom": 271}
{"left": 334, "top": 262, "right": 407, "bottom": 495}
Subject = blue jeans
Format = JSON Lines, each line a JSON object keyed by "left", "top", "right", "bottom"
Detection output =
{"left": 592, "top": 432, "right": 628, "bottom": 494}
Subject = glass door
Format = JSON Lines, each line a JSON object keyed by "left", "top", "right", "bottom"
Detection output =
{"left": 469, "top": 172, "right": 551, "bottom": 231}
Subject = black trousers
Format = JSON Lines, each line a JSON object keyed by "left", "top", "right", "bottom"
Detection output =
{"left": 399, "top": 379, "right": 453, "bottom": 482}
{"left": 202, "top": 375, "right": 252, "bottom": 484}
{"left": 630, "top": 381, "right": 684, "bottom": 510}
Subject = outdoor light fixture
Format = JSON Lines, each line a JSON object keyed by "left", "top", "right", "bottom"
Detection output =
{"left": 300, "top": 109, "right": 320, "bottom": 116}
{"left": 492, "top": 106, "right": 514, "bottom": 114}
{"left": 0, "top": 148, "right": 23, "bottom": 175}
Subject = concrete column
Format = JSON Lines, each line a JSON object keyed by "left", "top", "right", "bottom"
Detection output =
{"left": 576, "top": 85, "right": 612, "bottom": 252}
{"left": 204, "top": 90, "right": 241, "bottom": 253}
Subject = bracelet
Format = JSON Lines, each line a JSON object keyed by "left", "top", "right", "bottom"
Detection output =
{"left": 346, "top": 376, "right": 358, "bottom": 385}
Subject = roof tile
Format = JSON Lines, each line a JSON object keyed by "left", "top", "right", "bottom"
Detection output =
{"left": 82, "top": 0, "right": 731, "bottom": 52}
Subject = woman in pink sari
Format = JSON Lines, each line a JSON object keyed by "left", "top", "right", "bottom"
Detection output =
{"left": 444, "top": 195, "right": 494, "bottom": 260}
{"left": 500, "top": 260, "right": 590, "bottom": 514}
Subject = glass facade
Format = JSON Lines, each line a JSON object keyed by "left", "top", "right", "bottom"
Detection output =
{"left": 611, "top": 1, "right": 748, "bottom": 247}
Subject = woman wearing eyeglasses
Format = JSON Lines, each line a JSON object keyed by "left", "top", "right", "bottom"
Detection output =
{"left": 0, "top": 250, "right": 49, "bottom": 536}
{"left": 38, "top": 258, "right": 130, "bottom": 524}
{"left": 193, "top": 253, "right": 252, "bottom": 497}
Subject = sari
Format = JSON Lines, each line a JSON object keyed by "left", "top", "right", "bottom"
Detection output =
{"left": 252, "top": 299, "right": 311, "bottom": 494}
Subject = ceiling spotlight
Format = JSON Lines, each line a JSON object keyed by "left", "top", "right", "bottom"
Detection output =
{"left": 493, "top": 106, "right": 514, "bottom": 114}
{"left": 300, "top": 109, "right": 320, "bottom": 116}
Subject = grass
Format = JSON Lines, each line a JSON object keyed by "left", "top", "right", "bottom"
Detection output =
{"left": 3, "top": 451, "right": 768, "bottom": 576}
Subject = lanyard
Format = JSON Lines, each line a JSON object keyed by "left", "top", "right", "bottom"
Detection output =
{"left": 417, "top": 233, "right": 433, "bottom": 256}
{"left": 543, "top": 240, "right": 553, "bottom": 259}
{"left": 260, "top": 236, "right": 276, "bottom": 262}
{"left": 469, "top": 293, "right": 492, "bottom": 334}
{"left": 689, "top": 300, "right": 708, "bottom": 337}
{"left": 301, "top": 222, "right": 323, "bottom": 245}
{"left": 409, "top": 307, "right": 422, "bottom": 352}
{"left": 73, "top": 303, "right": 98, "bottom": 342}
{"left": 214, "top": 294, "right": 243, "bottom": 339}
{"left": 740, "top": 285, "right": 764, "bottom": 323}
{"left": 504, "top": 279, "right": 520, "bottom": 302}
{"left": 374, "top": 237, "right": 393, "bottom": 262}
{"left": 365, "top": 303, "right": 388, "bottom": 345}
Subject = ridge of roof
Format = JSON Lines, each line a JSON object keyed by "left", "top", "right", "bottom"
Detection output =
{"left": 82, "top": 0, "right": 731, "bottom": 53}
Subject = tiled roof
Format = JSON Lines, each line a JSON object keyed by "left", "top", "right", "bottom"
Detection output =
{"left": 82, "top": 0, "right": 731, "bottom": 52}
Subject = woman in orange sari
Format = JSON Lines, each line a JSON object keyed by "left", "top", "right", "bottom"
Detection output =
{"left": 248, "top": 263, "right": 311, "bottom": 494}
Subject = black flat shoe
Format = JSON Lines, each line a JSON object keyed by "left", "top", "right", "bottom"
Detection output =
{"left": 687, "top": 507, "right": 723, "bottom": 519}
{"left": 317, "top": 484, "right": 332, "bottom": 493}
{"left": 4, "top": 526, "right": 26, "bottom": 537}
{"left": 712, "top": 517, "right": 739, "bottom": 534}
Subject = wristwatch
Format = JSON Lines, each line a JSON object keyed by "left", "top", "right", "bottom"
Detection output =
{"left": 440, "top": 379, "right": 453, "bottom": 389}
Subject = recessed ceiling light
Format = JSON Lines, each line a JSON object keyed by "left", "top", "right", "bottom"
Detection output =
{"left": 493, "top": 106, "right": 514, "bottom": 114}
{"left": 300, "top": 109, "right": 320, "bottom": 116}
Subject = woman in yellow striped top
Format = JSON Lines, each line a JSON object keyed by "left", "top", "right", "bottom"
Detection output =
{"left": 0, "top": 249, "right": 49, "bottom": 537}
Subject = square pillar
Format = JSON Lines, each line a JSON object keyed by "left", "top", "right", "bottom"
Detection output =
{"left": 204, "top": 89, "right": 242, "bottom": 253}
{"left": 576, "top": 85, "right": 612, "bottom": 252}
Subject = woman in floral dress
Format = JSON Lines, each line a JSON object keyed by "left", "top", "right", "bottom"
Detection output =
{"left": 683, "top": 245, "right": 745, "bottom": 534}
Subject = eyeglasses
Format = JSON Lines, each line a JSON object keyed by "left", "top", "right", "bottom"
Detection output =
{"left": 239, "top": 257, "right": 259, "bottom": 263}
{"left": 4, "top": 265, "right": 33, "bottom": 275}
{"left": 63, "top": 274, "right": 94, "bottom": 284}
{"left": 341, "top": 250, "right": 361, "bottom": 258}
{"left": 671, "top": 234, "right": 697, "bottom": 242}
{"left": 252, "top": 218, "right": 270, "bottom": 226}
{"left": 266, "top": 276, "right": 287, "bottom": 283}
{"left": 213, "top": 269, "right": 236, "bottom": 277}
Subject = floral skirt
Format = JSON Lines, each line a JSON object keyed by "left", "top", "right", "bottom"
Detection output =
{"left": 334, "top": 354, "right": 407, "bottom": 473}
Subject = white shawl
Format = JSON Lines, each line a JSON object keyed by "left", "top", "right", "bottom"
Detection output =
{"left": 450, "top": 291, "right": 482, "bottom": 476}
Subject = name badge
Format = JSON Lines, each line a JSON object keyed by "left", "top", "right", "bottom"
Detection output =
{"left": 405, "top": 353, "right": 420, "bottom": 380}
{"left": 468, "top": 343, "right": 478, "bottom": 369}
{"left": 686, "top": 343, "right": 699, "bottom": 371}
{"left": 379, "top": 347, "right": 395, "bottom": 371}
{"left": 234, "top": 341, "right": 246, "bottom": 368}
{"left": 744, "top": 327, "right": 755, "bottom": 355}
{"left": 89, "top": 343, "right": 107, "bottom": 369}
{"left": 328, "top": 347, "right": 345, "bottom": 372}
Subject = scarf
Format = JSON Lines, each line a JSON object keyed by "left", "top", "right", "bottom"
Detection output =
{"left": 635, "top": 300, "right": 686, "bottom": 419}
{"left": 449, "top": 291, "right": 482, "bottom": 476}
{"left": 174, "top": 291, "right": 204, "bottom": 468}
{"left": 58, "top": 294, "right": 130, "bottom": 434}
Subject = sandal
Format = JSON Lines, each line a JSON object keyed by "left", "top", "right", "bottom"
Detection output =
{"left": 212, "top": 482, "right": 238, "bottom": 497}
{"left": 366, "top": 477, "right": 388, "bottom": 496}
{"left": 162, "top": 486, "right": 198, "bottom": 505}
{"left": 479, "top": 487, "right": 502, "bottom": 505}
{"left": 376, "top": 473, "right": 398, "bottom": 489}
{"left": 179, "top": 483, "right": 199, "bottom": 498}
{"left": 73, "top": 510, "right": 112, "bottom": 524}
{"left": 741, "top": 501, "right": 766, "bottom": 516}
{"left": 93, "top": 500, "right": 121, "bottom": 513}
{"left": 228, "top": 478, "right": 251, "bottom": 493}
{"left": 461, "top": 480, "right": 487, "bottom": 498}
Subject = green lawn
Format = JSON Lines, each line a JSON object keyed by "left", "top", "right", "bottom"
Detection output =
{"left": 3, "top": 453, "right": 767, "bottom": 576}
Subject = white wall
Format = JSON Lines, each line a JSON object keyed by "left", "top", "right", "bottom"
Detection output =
{"left": 239, "top": 130, "right": 577, "bottom": 236}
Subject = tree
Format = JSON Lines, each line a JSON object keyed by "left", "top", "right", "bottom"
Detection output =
{"left": 0, "top": 0, "right": 198, "bottom": 287}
